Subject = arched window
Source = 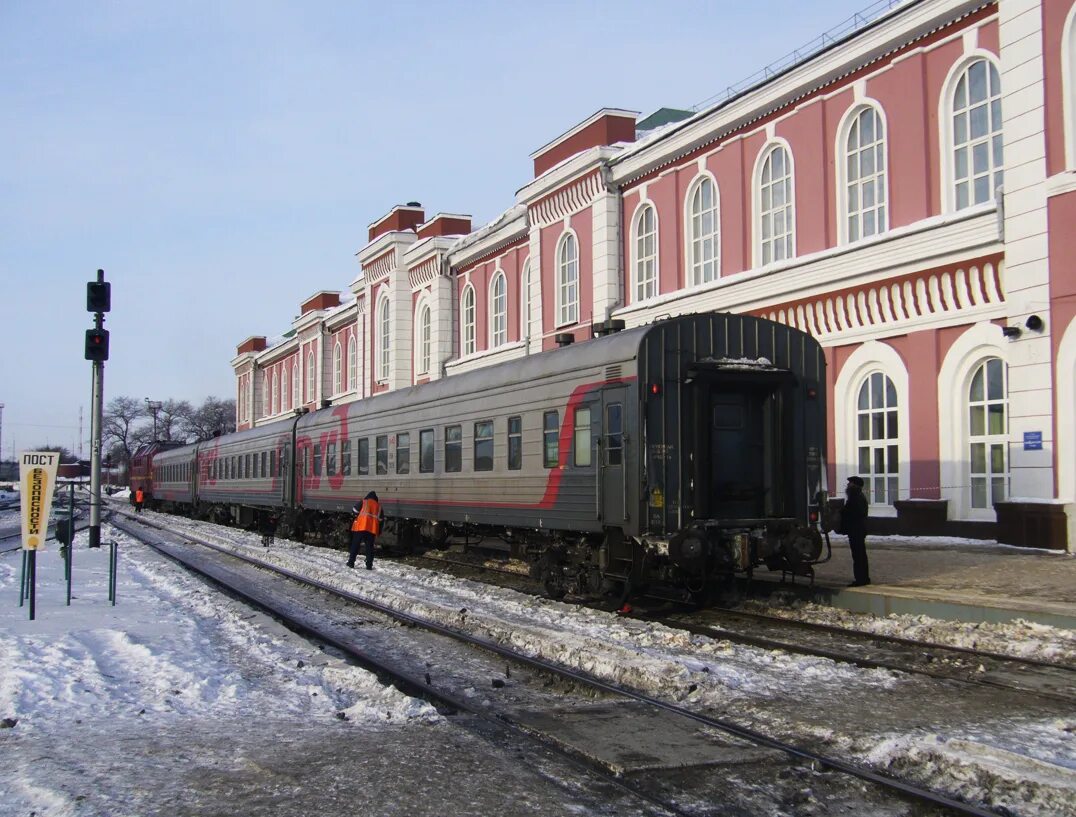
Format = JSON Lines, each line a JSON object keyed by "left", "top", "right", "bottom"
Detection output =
{"left": 490, "top": 272, "right": 507, "bottom": 347}
{"left": 855, "top": 372, "right": 900, "bottom": 506}
{"left": 332, "top": 341, "right": 342, "bottom": 395}
{"left": 842, "top": 106, "right": 887, "bottom": 242}
{"left": 519, "top": 260, "right": 531, "bottom": 342}
{"left": 417, "top": 303, "right": 431, "bottom": 376}
{"left": 950, "top": 58, "right": 1003, "bottom": 210}
{"left": 271, "top": 370, "right": 278, "bottom": 415}
{"left": 291, "top": 362, "right": 299, "bottom": 408}
{"left": 347, "top": 334, "right": 357, "bottom": 391}
{"left": 1066, "top": 9, "right": 1076, "bottom": 169}
{"left": 633, "top": 203, "right": 658, "bottom": 300}
{"left": 968, "top": 357, "right": 1008, "bottom": 509}
{"left": 281, "top": 367, "right": 288, "bottom": 411}
{"left": 461, "top": 284, "right": 476, "bottom": 356}
{"left": 557, "top": 232, "right": 578, "bottom": 326}
{"left": 686, "top": 178, "right": 718, "bottom": 285}
{"left": 377, "top": 297, "right": 390, "bottom": 382}
{"left": 757, "top": 144, "right": 794, "bottom": 265}
{"left": 262, "top": 372, "right": 270, "bottom": 418}
{"left": 306, "top": 351, "right": 315, "bottom": 403}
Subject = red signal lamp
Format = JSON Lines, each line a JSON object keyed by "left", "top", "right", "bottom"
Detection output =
{"left": 649, "top": 383, "right": 661, "bottom": 396}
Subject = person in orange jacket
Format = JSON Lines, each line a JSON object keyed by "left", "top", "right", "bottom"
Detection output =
{"left": 347, "top": 491, "right": 382, "bottom": 570}
{"left": 134, "top": 487, "right": 145, "bottom": 514}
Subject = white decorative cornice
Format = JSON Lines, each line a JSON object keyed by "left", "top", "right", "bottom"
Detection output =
{"left": 516, "top": 145, "right": 621, "bottom": 205}
{"left": 447, "top": 205, "right": 529, "bottom": 270}
{"left": 528, "top": 170, "right": 607, "bottom": 228}
{"left": 408, "top": 257, "right": 440, "bottom": 291}
{"left": 360, "top": 247, "right": 397, "bottom": 287}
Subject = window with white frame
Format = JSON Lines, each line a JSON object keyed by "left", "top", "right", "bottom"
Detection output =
{"left": 844, "top": 106, "right": 887, "bottom": 242}
{"left": 306, "top": 351, "right": 315, "bottom": 403}
{"left": 332, "top": 342, "right": 342, "bottom": 395}
{"left": 490, "top": 272, "right": 507, "bottom": 347}
{"left": 417, "top": 303, "right": 431, "bottom": 375}
{"left": 291, "top": 362, "right": 299, "bottom": 408}
{"left": 557, "top": 232, "right": 578, "bottom": 326}
{"left": 968, "top": 357, "right": 1008, "bottom": 509}
{"left": 519, "top": 260, "right": 531, "bottom": 342}
{"left": 758, "top": 144, "right": 794, "bottom": 265}
{"left": 262, "top": 372, "right": 269, "bottom": 418}
{"left": 281, "top": 367, "right": 288, "bottom": 411}
{"left": 377, "top": 297, "right": 390, "bottom": 382}
{"left": 634, "top": 203, "right": 658, "bottom": 299}
{"left": 687, "top": 179, "right": 718, "bottom": 285}
{"left": 855, "top": 371, "right": 900, "bottom": 506}
{"left": 461, "top": 285, "right": 476, "bottom": 356}
{"left": 271, "top": 370, "right": 278, "bottom": 415}
{"left": 951, "top": 58, "right": 1003, "bottom": 210}
{"left": 348, "top": 335, "right": 357, "bottom": 391}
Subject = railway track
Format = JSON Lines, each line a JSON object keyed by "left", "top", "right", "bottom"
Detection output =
{"left": 654, "top": 608, "right": 1076, "bottom": 705}
{"left": 111, "top": 510, "right": 1007, "bottom": 817}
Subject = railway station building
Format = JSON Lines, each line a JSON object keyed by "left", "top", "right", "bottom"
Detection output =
{"left": 232, "top": 0, "right": 1076, "bottom": 552}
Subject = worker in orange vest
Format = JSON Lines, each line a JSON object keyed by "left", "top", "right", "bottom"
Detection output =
{"left": 347, "top": 491, "right": 382, "bottom": 570}
{"left": 134, "top": 487, "right": 145, "bottom": 514}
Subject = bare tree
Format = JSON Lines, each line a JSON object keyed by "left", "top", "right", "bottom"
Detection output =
{"left": 103, "top": 396, "right": 148, "bottom": 465}
{"left": 182, "top": 396, "right": 237, "bottom": 441}
{"left": 32, "top": 445, "right": 77, "bottom": 464}
{"left": 158, "top": 399, "right": 193, "bottom": 442}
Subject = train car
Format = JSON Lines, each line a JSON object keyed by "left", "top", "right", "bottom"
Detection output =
{"left": 128, "top": 441, "right": 185, "bottom": 503}
{"left": 285, "top": 311, "right": 827, "bottom": 599}
{"left": 151, "top": 442, "right": 199, "bottom": 510}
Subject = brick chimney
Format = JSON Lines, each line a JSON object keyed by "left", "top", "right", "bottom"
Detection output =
{"left": 368, "top": 203, "right": 425, "bottom": 242}
{"left": 416, "top": 213, "right": 472, "bottom": 239}
{"left": 531, "top": 108, "right": 639, "bottom": 177}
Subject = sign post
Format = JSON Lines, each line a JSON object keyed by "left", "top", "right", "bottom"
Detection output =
{"left": 19, "top": 450, "right": 60, "bottom": 620}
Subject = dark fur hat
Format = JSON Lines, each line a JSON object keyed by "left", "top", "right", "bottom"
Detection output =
{"left": 847, "top": 476, "right": 864, "bottom": 487}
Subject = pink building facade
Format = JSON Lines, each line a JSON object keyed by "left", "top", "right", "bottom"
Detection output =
{"left": 233, "top": 0, "right": 1076, "bottom": 550}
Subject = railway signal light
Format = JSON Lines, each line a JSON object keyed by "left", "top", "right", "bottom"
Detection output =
{"left": 85, "top": 328, "right": 110, "bottom": 362}
{"left": 87, "top": 280, "right": 111, "bottom": 313}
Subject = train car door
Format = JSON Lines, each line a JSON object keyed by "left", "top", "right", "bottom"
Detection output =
{"left": 601, "top": 387, "right": 628, "bottom": 524}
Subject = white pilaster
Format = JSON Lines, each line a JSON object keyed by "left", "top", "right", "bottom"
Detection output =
{"left": 591, "top": 189, "right": 621, "bottom": 324}
{"left": 526, "top": 225, "right": 543, "bottom": 353}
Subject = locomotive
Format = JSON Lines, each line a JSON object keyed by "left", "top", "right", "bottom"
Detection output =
{"left": 148, "top": 311, "right": 828, "bottom": 600}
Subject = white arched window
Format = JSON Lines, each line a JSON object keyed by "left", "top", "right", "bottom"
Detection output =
{"left": 842, "top": 105, "right": 887, "bottom": 242}
{"left": 271, "top": 370, "right": 278, "bottom": 416}
{"left": 949, "top": 57, "right": 1003, "bottom": 210}
{"left": 262, "top": 372, "right": 269, "bottom": 418}
{"left": 968, "top": 357, "right": 1008, "bottom": 509}
{"left": 461, "top": 284, "right": 476, "bottom": 356}
{"left": 557, "top": 232, "right": 578, "bottom": 326}
{"left": 306, "top": 351, "right": 315, "bottom": 403}
{"left": 291, "top": 362, "right": 299, "bottom": 408}
{"left": 416, "top": 303, "right": 431, "bottom": 376}
{"left": 1065, "top": 8, "right": 1076, "bottom": 169}
{"left": 347, "top": 334, "right": 357, "bottom": 391}
{"left": 281, "top": 367, "right": 289, "bottom": 412}
{"left": 757, "top": 144, "right": 794, "bottom": 266}
{"left": 490, "top": 272, "right": 507, "bottom": 347}
{"left": 686, "top": 177, "right": 718, "bottom": 285}
{"left": 519, "top": 260, "right": 531, "bottom": 342}
{"left": 332, "top": 341, "right": 342, "bottom": 395}
{"left": 377, "top": 297, "right": 390, "bottom": 382}
{"left": 633, "top": 203, "right": 658, "bottom": 300}
{"left": 855, "top": 371, "right": 900, "bottom": 506}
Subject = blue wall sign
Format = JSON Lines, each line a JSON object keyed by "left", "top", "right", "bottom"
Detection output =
{"left": 1023, "top": 431, "right": 1043, "bottom": 451}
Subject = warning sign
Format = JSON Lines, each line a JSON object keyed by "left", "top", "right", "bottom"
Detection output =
{"left": 20, "top": 451, "right": 59, "bottom": 551}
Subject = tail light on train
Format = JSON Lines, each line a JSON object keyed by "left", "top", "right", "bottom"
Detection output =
{"left": 648, "top": 383, "right": 661, "bottom": 396}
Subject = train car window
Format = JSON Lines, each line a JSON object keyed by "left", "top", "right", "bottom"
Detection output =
{"left": 605, "top": 404, "right": 623, "bottom": 466}
{"left": 396, "top": 433, "right": 410, "bottom": 474}
{"left": 246, "top": 454, "right": 252, "bottom": 479}
{"left": 313, "top": 443, "right": 322, "bottom": 476}
{"left": 357, "top": 438, "right": 369, "bottom": 475}
{"left": 279, "top": 449, "right": 287, "bottom": 478}
{"left": 543, "top": 411, "right": 559, "bottom": 468}
{"left": 341, "top": 440, "right": 351, "bottom": 476}
{"left": 574, "top": 408, "right": 592, "bottom": 467}
{"left": 326, "top": 442, "right": 337, "bottom": 476}
{"left": 261, "top": 451, "right": 267, "bottom": 478}
{"left": 507, "top": 416, "right": 522, "bottom": 470}
{"left": 445, "top": 425, "right": 462, "bottom": 472}
{"left": 376, "top": 436, "right": 388, "bottom": 475}
{"left": 270, "top": 450, "right": 276, "bottom": 478}
{"left": 474, "top": 421, "right": 494, "bottom": 471}
{"left": 419, "top": 429, "right": 434, "bottom": 473}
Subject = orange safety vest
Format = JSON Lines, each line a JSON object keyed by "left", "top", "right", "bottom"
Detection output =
{"left": 135, "top": 488, "right": 145, "bottom": 503}
{"left": 351, "top": 498, "right": 381, "bottom": 536}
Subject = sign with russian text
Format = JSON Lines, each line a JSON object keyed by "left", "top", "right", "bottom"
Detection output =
{"left": 20, "top": 451, "right": 59, "bottom": 551}
{"left": 1023, "top": 431, "right": 1043, "bottom": 451}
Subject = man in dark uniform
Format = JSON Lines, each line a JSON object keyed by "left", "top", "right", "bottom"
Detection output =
{"left": 347, "top": 491, "right": 382, "bottom": 570}
{"left": 842, "top": 476, "right": 870, "bottom": 586}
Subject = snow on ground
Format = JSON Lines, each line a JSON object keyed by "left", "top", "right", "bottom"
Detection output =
{"left": 743, "top": 595, "right": 1076, "bottom": 664}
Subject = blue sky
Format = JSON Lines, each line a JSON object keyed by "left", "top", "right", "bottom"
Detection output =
{"left": 1, "top": 0, "right": 873, "bottom": 457}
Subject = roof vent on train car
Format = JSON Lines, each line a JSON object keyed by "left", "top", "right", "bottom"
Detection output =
{"left": 592, "top": 318, "right": 626, "bottom": 338}
{"left": 554, "top": 333, "right": 575, "bottom": 347}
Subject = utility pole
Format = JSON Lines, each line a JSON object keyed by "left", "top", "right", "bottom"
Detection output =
{"left": 0, "top": 403, "right": 5, "bottom": 472}
{"left": 85, "top": 270, "right": 111, "bottom": 549}
{"left": 144, "top": 398, "right": 162, "bottom": 441}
